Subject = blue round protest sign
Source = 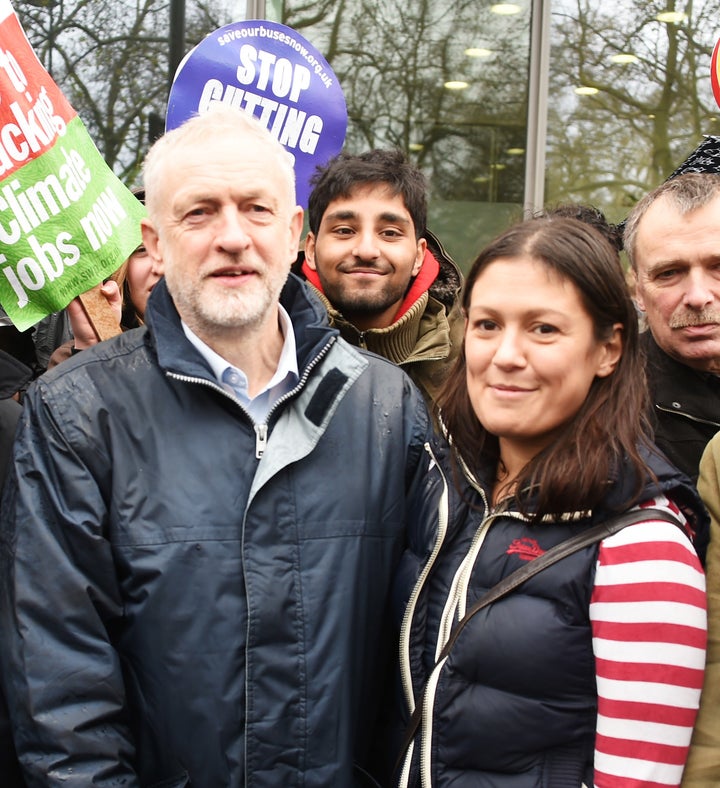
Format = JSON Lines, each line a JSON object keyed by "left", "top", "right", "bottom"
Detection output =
{"left": 166, "top": 21, "right": 347, "bottom": 209}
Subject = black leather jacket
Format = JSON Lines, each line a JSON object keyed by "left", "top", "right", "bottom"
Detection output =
{"left": 643, "top": 331, "right": 720, "bottom": 483}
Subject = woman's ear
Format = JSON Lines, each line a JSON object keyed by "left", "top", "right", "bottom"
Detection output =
{"left": 596, "top": 323, "right": 623, "bottom": 378}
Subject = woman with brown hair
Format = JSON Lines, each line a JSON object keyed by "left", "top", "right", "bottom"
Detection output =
{"left": 395, "top": 216, "right": 708, "bottom": 787}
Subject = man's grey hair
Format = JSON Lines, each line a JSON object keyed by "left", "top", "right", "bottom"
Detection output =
{"left": 142, "top": 106, "right": 297, "bottom": 221}
{"left": 624, "top": 172, "right": 720, "bottom": 269}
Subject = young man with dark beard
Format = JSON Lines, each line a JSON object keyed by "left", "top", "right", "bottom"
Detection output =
{"left": 294, "top": 149, "right": 464, "bottom": 409}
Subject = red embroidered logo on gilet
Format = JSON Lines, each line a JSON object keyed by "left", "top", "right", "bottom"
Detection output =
{"left": 506, "top": 537, "right": 545, "bottom": 561}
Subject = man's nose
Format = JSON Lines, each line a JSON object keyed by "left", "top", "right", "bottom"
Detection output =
{"left": 352, "top": 230, "right": 380, "bottom": 260}
{"left": 217, "top": 209, "right": 252, "bottom": 251}
{"left": 683, "top": 268, "right": 715, "bottom": 310}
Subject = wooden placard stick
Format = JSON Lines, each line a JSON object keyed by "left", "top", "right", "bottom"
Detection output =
{"left": 77, "top": 284, "right": 122, "bottom": 342}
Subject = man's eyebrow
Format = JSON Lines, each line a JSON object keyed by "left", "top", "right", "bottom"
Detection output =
{"left": 645, "top": 253, "right": 720, "bottom": 275}
{"left": 171, "top": 193, "right": 214, "bottom": 213}
{"left": 323, "top": 209, "right": 412, "bottom": 226}
{"left": 645, "top": 259, "right": 686, "bottom": 275}
{"left": 645, "top": 257, "right": 687, "bottom": 274}
{"left": 324, "top": 209, "right": 358, "bottom": 223}
{"left": 377, "top": 212, "right": 412, "bottom": 226}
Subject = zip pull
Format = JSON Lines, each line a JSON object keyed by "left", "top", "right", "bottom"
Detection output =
{"left": 255, "top": 423, "right": 268, "bottom": 458}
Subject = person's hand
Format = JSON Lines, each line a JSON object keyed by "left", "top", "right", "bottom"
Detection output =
{"left": 67, "top": 281, "right": 123, "bottom": 350}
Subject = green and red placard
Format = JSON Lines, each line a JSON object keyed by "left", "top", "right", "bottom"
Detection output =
{"left": 0, "top": 0, "right": 146, "bottom": 331}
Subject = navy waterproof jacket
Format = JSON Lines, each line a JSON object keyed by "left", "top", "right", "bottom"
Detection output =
{"left": 0, "top": 274, "right": 433, "bottom": 787}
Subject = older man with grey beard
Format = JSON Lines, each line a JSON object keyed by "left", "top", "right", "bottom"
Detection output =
{"left": 0, "top": 107, "right": 434, "bottom": 787}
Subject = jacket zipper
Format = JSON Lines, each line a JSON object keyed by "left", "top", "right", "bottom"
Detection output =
{"left": 399, "top": 443, "right": 449, "bottom": 712}
{"left": 655, "top": 403, "right": 720, "bottom": 428}
{"left": 396, "top": 442, "right": 449, "bottom": 788}
{"left": 415, "top": 506, "right": 533, "bottom": 788}
{"left": 167, "top": 328, "right": 336, "bottom": 788}
{"left": 254, "top": 424, "right": 267, "bottom": 458}
{"left": 405, "top": 449, "right": 535, "bottom": 786}
{"left": 166, "top": 337, "right": 336, "bottom": 459}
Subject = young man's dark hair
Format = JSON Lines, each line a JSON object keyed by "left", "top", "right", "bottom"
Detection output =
{"left": 308, "top": 149, "right": 428, "bottom": 238}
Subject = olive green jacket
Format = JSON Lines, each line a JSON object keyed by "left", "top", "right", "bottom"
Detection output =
{"left": 306, "top": 285, "right": 463, "bottom": 410}
{"left": 683, "top": 431, "right": 720, "bottom": 787}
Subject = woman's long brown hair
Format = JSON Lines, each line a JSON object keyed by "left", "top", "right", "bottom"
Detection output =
{"left": 437, "top": 215, "right": 653, "bottom": 519}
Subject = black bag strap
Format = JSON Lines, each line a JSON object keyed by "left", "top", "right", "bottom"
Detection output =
{"left": 394, "top": 507, "right": 683, "bottom": 782}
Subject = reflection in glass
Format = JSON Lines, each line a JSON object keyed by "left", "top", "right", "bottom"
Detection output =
{"left": 275, "top": 0, "right": 720, "bottom": 265}
{"left": 547, "top": 0, "right": 719, "bottom": 226}
{"left": 277, "top": 0, "right": 532, "bottom": 266}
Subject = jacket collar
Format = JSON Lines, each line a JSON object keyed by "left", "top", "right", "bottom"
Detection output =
{"left": 303, "top": 282, "right": 457, "bottom": 364}
{"left": 435, "top": 428, "right": 708, "bottom": 560}
{"left": 643, "top": 330, "right": 720, "bottom": 395}
{"left": 300, "top": 247, "right": 441, "bottom": 322}
{"left": 143, "top": 274, "right": 338, "bottom": 381}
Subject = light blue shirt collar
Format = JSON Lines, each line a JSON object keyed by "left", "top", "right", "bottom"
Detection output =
{"left": 181, "top": 305, "right": 299, "bottom": 423}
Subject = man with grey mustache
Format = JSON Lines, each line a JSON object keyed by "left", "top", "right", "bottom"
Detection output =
{"left": 624, "top": 172, "right": 720, "bottom": 483}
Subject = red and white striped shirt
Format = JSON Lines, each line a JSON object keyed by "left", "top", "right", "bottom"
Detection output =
{"left": 590, "top": 497, "right": 707, "bottom": 787}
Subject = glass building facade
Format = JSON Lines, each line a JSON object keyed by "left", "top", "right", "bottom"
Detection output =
{"left": 245, "top": 0, "right": 720, "bottom": 268}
